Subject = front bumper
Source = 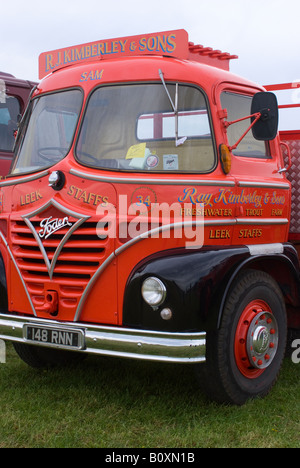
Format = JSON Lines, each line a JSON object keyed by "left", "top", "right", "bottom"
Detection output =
{"left": 0, "top": 313, "right": 206, "bottom": 364}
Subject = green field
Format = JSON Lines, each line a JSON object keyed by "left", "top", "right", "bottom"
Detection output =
{"left": 0, "top": 342, "right": 299, "bottom": 448}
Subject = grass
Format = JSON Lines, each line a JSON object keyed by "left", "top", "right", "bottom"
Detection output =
{"left": 0, "top": 342, "right": 299, "bottom": 448}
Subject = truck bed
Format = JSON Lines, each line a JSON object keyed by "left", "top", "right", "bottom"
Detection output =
{"left": 280, "top": 129, "right": 300, "bottom": 240}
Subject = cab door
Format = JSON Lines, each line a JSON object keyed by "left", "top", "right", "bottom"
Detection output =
{"left": 217, "top": 85, "right": 290, "bottom": 245}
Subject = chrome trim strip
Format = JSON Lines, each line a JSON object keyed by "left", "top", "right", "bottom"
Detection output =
{"left": 74, "top": 219, "right": 238, "bottom": 321}
{"left": 114, "top": 221, "right": 205, "bottom": 256}
{"left": 204, "top": 219, "right": 236, "bottom": 226}
{"left": 76, "top": 216, "right": 289, "bottom": 321}
{"left": 247, "top": 243, "right": 284, "bottom": 256}
{"left": 236, "top": 217, "right": 289, "bottom": 225}
{"left": 0, "top": 231, "right": 37, "bottom": 317}
{"left": 0, "top": 313, "right": 206, "bottom": 364}
{"left": 70, "top": 168, "right": 236, "bottom": 186}
{"left": 21, "top": 197, "right": 90, "bottom": 220}
{"left": 0, "top": 170, "right": 50, "bottom": 187}
{"left": 74, "top": 252, "right": 115, "bottom": 322}
{"left": 238, "top": 181, "right": 290, "bottom": 189}
{"left": 74, "top": 220, "right": 208, "bottom": 321}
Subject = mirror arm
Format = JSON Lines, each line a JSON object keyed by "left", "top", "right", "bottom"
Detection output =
{"left": 224, "top": 112, "right": 261, "bottom": 151}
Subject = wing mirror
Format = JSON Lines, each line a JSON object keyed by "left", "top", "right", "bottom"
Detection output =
{"left": 251, "top": 91, "right": 278, "bottom": 141}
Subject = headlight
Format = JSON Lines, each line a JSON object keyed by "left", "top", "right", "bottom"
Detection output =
{"left": 141, "top": 277, "right": 166, "bottom": 307}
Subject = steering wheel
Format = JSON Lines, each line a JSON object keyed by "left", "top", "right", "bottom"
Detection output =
{"left": 77, "top": 150, "right": 118, "bottom": 168}
{"left": 76, "top": 150, "right": 100, "bottom": 165}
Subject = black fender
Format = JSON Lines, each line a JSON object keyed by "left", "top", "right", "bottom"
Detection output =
{"left": 123, "top": 243, "right": 300, "bottom": 333}
{"left": 123, "top": 245, "right": 250, "bottom": 332}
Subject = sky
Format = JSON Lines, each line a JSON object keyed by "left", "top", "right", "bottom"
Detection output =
{"left": 1, "top": 0, "right": 300, "bottom": 105}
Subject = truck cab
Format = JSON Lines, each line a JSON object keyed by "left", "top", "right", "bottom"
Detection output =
{"left": 0, "top": 30, "right": 299, "bottom": 405}
{"left": 0, "top": 72, "right": 36, "bottom": 177}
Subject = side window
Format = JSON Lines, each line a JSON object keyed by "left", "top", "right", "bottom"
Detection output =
{"left": 0, "top": 96, "right": 21, "bottom": 151}
{"left": 221, "top": 91, "right": 270, "bottom": 158}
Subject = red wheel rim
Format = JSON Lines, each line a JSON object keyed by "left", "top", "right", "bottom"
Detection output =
{"left": 234, "top": 300, "right": 278, "bottom": 379}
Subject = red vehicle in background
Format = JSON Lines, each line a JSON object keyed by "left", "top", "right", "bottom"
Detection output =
{"left": 0, "top": 72, "right": 36, "bottom": 177}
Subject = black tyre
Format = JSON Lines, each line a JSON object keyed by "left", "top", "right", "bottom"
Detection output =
{"left": 13, "top": 342, "right": 84, "bottom": 369}
{"left": 195, "top": 270, "right": 287, "bottom": 405}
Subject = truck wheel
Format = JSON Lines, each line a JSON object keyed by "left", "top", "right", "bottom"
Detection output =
{"left": 13, "top": 342, "right": 84, "bottom": 369}
{"left": 195, "top": 270, "right": 287, "bottom": 405}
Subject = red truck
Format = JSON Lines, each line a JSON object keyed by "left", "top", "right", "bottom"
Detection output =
{"left": 0, "top": 72, "right": 36, "bottom": 177}
{"left": 0, "top": 30, "right": 299, "bottom": 405}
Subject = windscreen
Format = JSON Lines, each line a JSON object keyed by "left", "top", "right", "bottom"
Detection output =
{"left": 11, "top": 89, "right": 82, "bottom": 174}
{"left": 76, "top": 84, "right": 215, "bottom": 173}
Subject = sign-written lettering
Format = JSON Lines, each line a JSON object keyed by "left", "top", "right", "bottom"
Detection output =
{"left": 20, "top": 190, "right": 43, "bottom": 206}
{"left": 178, "top": 187, "right": 286, "bottom": 210}
{"left": 39, "top": 30, "right": 189, "bottom": 79}
{"left": 79, "top": 69, "right": 103, "bottom": 82}
{"left": 67, "top": 185, "right": 108, "bottom": 206}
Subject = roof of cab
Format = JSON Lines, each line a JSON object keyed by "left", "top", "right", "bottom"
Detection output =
{"left": 36, "top": 53, "right": 263, "bottom": 99}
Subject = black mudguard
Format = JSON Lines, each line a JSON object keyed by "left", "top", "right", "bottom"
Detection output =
{"left": 123, "top": 246, "right": 249, "bottom": 332}
{"left": 123, "top": 243, "right": 300, "bottom": 333}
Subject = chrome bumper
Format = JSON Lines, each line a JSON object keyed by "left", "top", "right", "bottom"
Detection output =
{"left": 0, "top": 313, "right": 206, "bottom": 364}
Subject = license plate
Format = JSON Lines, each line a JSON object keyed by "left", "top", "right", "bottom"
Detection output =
{"left": 24, "top": 325, "right": 85, "bottom": 350}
